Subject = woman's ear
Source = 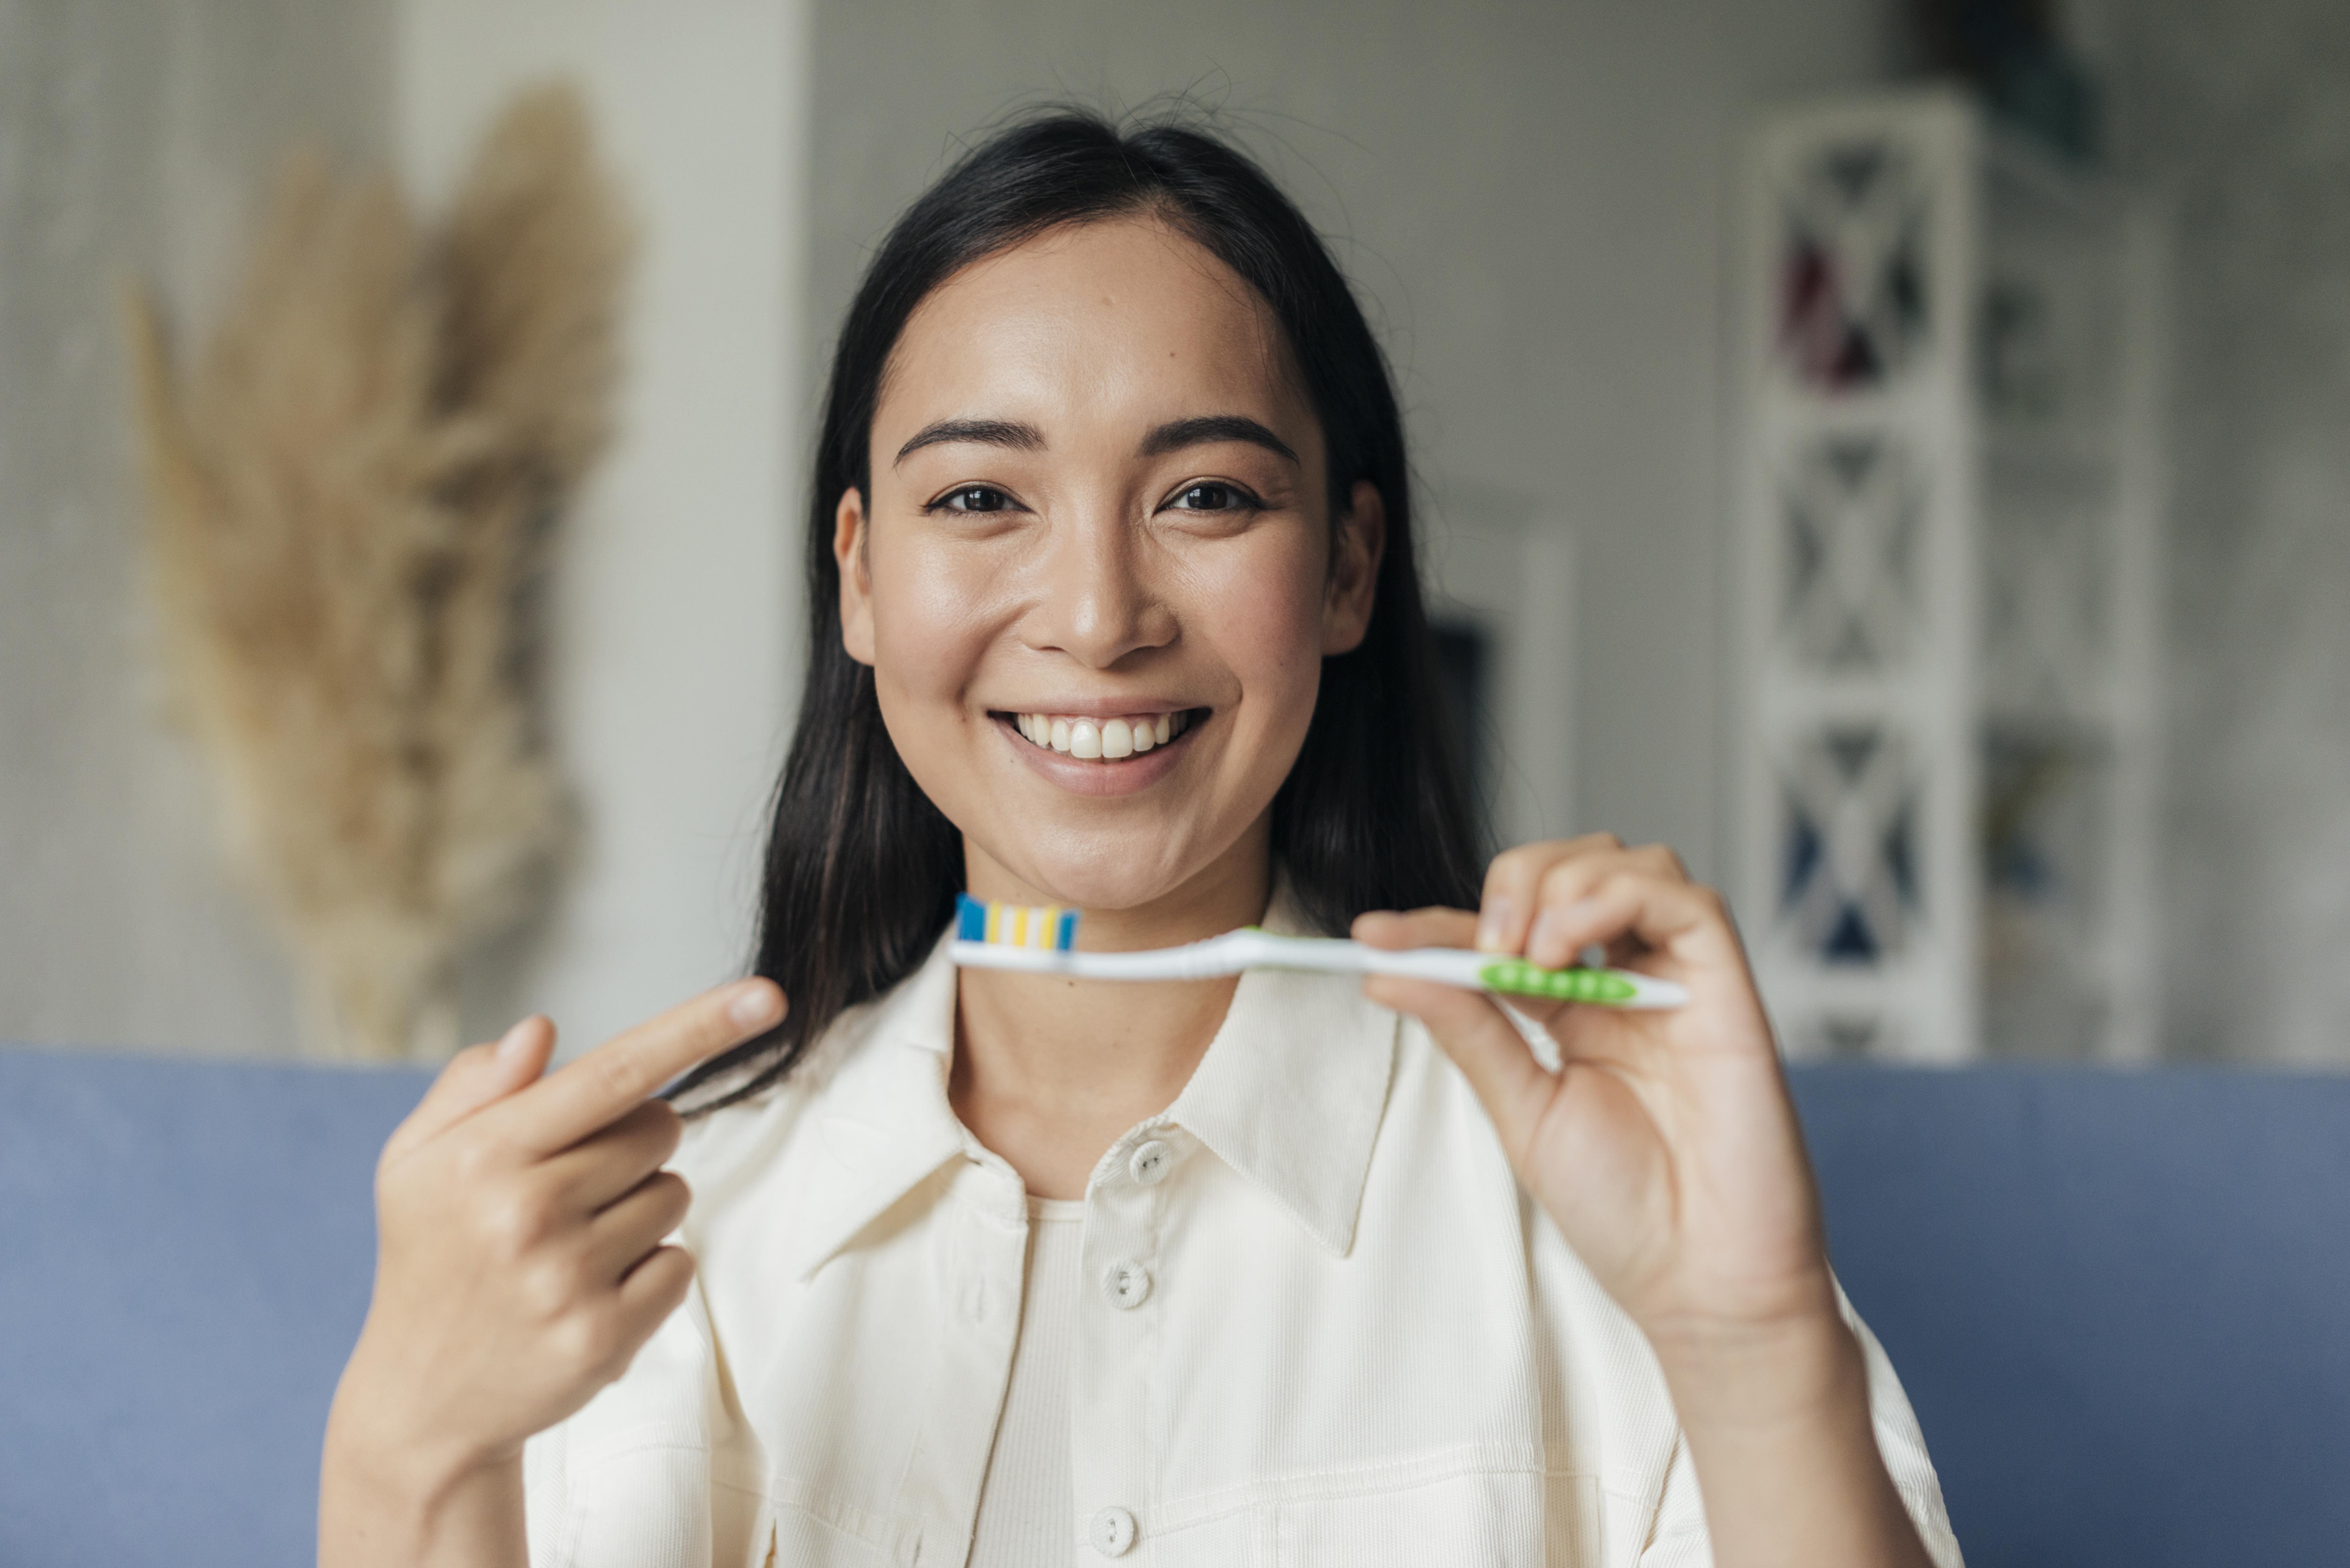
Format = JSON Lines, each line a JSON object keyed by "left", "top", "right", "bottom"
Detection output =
{"left": 835, "top": 486, "right": 877, "bottom": 666}
{"left": 1322, "top": 479, "right": 1387, "bottom": 655}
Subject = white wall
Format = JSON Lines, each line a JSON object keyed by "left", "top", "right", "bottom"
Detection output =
{"left": 397, "top": 0, "right": 812, "bottom": 1057}
{"left": 803, "top": 0, "right": 1905, "bottom": 883}
{"left": 2098, "top": 0, "right": 2350, "bottom": 1064}
{"left": 0, "top": 0, "right": 396, "bottom": 1056}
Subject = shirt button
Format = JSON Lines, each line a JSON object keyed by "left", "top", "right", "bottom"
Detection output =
{"left": 1089, "top": 1505, "right": 1138, "bottom": 1557}
{"left": 1102, "top": 1260, "right": 1152, "bottom": 1309}
{"left": 1128, "top": 1139, "right": 1173, "bottom": 1186}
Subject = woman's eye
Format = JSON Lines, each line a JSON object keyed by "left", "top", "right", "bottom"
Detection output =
{"left": 1168, "top": 482, "right": 1253, "bottom": 513}
{"left": 935, "top": 485, "right": 1012, "bottom": 513}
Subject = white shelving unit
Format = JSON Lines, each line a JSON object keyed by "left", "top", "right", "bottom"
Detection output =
{"left": 1731, "top": 87, "right": 2169, "bottom": 1064}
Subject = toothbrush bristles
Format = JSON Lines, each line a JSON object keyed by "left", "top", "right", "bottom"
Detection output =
{"left": 956, "top": 893, "right": 1080, "bottom": 953}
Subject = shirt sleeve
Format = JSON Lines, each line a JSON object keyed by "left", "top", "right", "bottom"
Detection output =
{"left": 1849, "top": 1307, "right": 1965, "bottom": 1568}
{"left": 1636, "top": 1296, "right": 1965, "bottom": 1568}
{"left": 520, "top": 1419, "right": 572, "bottom": 1568}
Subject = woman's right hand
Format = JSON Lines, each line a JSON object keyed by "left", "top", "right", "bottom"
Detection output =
{"left": 320, "top": 978, "right": 784, "bottom": 1566}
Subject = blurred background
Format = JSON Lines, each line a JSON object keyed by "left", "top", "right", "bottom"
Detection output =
{"left": 3, "top": 0, "right": 2346, "bottom": 1070}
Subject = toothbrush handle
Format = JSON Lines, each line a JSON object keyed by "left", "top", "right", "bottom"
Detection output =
{"left": 1474, "top": 957, "right": 1683, "bottom": 1007}
{"left": 1363, "top": 945, "right": 1688, "bottom": 1008}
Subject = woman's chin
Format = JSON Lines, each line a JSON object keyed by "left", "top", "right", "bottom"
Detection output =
{"left": 968, "top": 826, "right": 1223, "bottom": 917}
{"left": 992, "top": 859, "right": 1187, "bottom": 917}
{"left": 968, "top": 809, "right": 1277, "bottom": 934}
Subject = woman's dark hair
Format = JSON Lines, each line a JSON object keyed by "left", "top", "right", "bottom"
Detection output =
{"left": 671, "top": 108, "right": 1480, "bottom": 1114}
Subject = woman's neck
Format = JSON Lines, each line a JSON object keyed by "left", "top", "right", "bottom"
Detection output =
{"left": 950, "top": 828, "right": 1272, "bottom": 1200}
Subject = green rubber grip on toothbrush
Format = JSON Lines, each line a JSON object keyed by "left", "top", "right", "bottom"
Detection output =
{"left": 1476, "top": 959, "right": 1640, "bottom": 1004}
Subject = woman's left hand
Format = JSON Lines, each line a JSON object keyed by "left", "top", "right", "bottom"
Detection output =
{"left": 1354, "top": 835, "right": 1836, "bottom": 1356}
{"left": 1361, "top": 838, "right": 1935, "bottom": 1568}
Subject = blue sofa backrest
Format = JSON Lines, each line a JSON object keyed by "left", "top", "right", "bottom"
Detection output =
{"left": 1, "top": 1051, "right": 424, "bottom": 1567}
{"left": 2, "top": 1049, "right": 2345, "bottom": 1566}
{"left": 1794, "top": 1064, "right": 2350, "bottom": 1564}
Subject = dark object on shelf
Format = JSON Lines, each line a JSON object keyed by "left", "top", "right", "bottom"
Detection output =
{"left": 1914, "top": 0, "right": 2100, "bottom": 162}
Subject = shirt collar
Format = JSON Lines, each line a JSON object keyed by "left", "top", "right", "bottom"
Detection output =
{"left": 1161, "top": 887, "right": 1399, "bottom": 1257}
{"left": 781, "top": 881, "right": 1399, "bottom": 1278}
{"left": 780, "top": 940, "right": 973, "bottom": 1281}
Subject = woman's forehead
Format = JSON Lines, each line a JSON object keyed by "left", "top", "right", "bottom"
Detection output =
{"left": 876, "top": 215, "right": 1312, "bottom": 447}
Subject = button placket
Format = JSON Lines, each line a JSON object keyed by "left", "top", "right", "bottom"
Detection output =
{"left": 916, "top": 1167, "right": 1032, "bottom": 1564}
{"left": 1072, "top": 1138, "right": 1166, "bottom": 1568}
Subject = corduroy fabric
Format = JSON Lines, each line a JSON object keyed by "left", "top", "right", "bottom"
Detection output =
{"left": 967, "top": 1198, "right": 1083, "bottom": 1565}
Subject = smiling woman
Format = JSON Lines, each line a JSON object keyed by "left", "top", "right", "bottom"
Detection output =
{"left": 849, "top": 214, "right": 1383, "bottom": 902}
{"left": 320, "top": 110, "right": 1963, "bottom": 1568}
{"left": 660, "top": 117, "right": 1484, "bottom": 1118}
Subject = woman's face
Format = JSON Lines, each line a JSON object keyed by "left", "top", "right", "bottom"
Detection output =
{"left": 838, "top": 215, "right": 1382, "bottom": 923}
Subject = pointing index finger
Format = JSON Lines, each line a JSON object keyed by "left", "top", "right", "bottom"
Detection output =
{"left": 496, "top": 979, "right": 785, "bottom": 1156}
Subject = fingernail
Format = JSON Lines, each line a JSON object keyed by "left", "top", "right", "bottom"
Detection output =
{"left": 495, "top": 1018, "right": 536, "bottom": 1062}
{"left": 1476, "top": 897, "right": 1514, "bottom": 953}
{"left": 729, "top": 982, "right": 781, "bottom": 1029}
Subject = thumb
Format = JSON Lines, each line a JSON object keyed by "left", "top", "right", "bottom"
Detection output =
{"left": 390, "top": 1015, "right": 557, "bottom": 1152}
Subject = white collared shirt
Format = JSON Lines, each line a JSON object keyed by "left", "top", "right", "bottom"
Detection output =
{"left": 523, "top": 916, "right": 1963, "bottom": 1568}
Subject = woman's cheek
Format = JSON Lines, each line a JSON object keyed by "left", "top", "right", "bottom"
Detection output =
{"left": 1196, "top": 531, "right": 1327, "bottom": 721}
{"left": 871, "top": 539, "right": 1004, "bottom": 699}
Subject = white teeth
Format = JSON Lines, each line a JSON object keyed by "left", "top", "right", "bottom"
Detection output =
{"left": 1012, "top": 710, "right": 1191, "bottom": 758}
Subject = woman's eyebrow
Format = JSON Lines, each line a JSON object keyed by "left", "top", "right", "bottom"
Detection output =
{"left": 893, "top": 418, "right": 1045, "bottom": 465}
{"left": 1139, "top": 415, "right": 1299, "bottom": 465}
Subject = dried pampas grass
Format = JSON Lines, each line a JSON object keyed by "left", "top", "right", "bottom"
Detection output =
{"left": 126, "top": 83, "right": 630, "bottom": 1060}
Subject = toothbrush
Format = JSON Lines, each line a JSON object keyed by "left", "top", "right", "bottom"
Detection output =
{"left": 950, "top": 894, "right": 1689, "bottom": 1008}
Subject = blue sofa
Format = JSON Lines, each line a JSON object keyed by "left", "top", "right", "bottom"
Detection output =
{"left": 3, "top": 1048, "right": 2345, "bottom": 1566}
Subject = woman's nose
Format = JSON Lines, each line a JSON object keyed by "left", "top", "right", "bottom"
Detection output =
{"left": 1029, "top": 510, "right": 1172, "bottom": 668}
